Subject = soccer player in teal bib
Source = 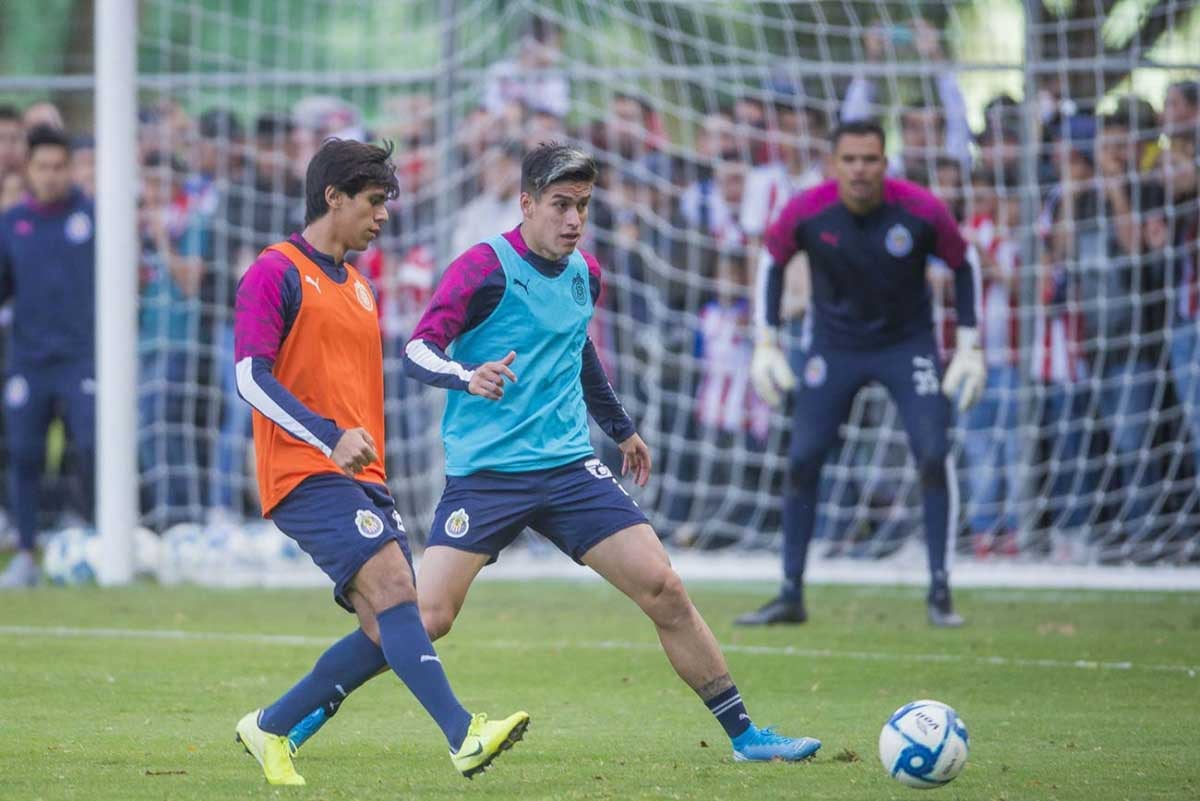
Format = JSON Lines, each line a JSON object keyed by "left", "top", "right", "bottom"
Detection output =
{"left": 285, "top": 142, "right": 821, "bottom": 763}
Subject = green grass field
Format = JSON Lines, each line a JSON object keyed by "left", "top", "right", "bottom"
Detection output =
{"left": 2, "top": 580, "right": 1198, "bottom": 801}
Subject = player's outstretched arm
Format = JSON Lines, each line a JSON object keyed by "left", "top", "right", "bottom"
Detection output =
{"left": 580, "top": 338, "right": 637, "bottom": 442}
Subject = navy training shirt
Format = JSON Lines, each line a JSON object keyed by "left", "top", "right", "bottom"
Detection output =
{"left": 0, "top": 188, "right": 96, "bottom": 365}
{"left": 760, "top": 178, "right": 971, "bottom": 349}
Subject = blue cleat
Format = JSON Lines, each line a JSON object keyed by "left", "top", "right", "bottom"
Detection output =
{"left": 287, "top": 707, "right": 329, "bottom": 755}
{"left": 731, "top": 725, "right": 822, "bottom": 762}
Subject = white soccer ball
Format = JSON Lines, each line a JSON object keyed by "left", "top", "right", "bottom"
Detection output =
{"left": 879, "top": 700, "right": 969, "bottom": 789}
{"left": 134, "top": 526, "right": 162, "bottom": 577}
{"left": 42, "top": 526, "right": 99, "bottom": 586}
{"left": 159, "top": 523, "right": 206, "bottom": 584}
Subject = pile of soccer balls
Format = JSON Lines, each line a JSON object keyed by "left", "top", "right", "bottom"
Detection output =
{"left": 42, "top": 526, "right": 161, "bottom": 585}
{"left": 879, "top": 700, "right": 970, "bottom": 788}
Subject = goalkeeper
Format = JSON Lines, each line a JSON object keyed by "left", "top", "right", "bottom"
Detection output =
{"left": 738, "top": 120, "right": 983, "bottom": 629}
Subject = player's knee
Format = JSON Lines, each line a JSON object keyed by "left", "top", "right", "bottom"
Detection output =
{"left": 916, "top": 454, "right": 949, "bottom": 489}
{"left": 643, "top": 568, "right": 692, "bottom": 627}
{"left": 787, "top": 453, "right": 824, "bottom": 491}
{"left": 420, "top": 602, "right": 455, "bottom": 641}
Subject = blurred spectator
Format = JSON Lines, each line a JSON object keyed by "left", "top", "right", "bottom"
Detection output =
{"left": 1162, "top": 80, "right": 1198, "bottom": 147}
{"left": 524, "top": 108, "right": 567, "bottom": 152}
{"left": 732, "top": 96, "right": 769, "bottom": 166}
{"left": 0, "top": 170, "right": 23, "bottom": 213}
{"left": 695, "top": 253, "right": 769, "bottom": 444}
{"left": 841, "top": 18, "right": 970, "bottom": 178}
{"left": 379, "top": 93, "right": 435, "bottom": 152}
{"left": 0, "top": 126, "right": 95, "bottom": 587}
{"left": 0, "top": 106, "right": 22, "bottom": 174}
{"left": 21, "top": 101, "right": 64, "bottom": 132}
{"left": 695, "top": 110, "right": 737, "bottom": 165}
{"left": 1165, "top": 112, "right": 1200, "bottom": 479}
{"left": 740, "top": 104, "right": 825, "bottom": 243}
{"left": 599, "top": 91, "right": 669, "bottom": 179}
{"left": 680, "top": 157, "right": 747, "bottom": 253}
{"left": 976, "top": 119, "right": 1021, "bottom": 184}
{"left": 138, "top": 151, "right": 205, "bottom": 528}
{"left": 208, "top": 112, "right": 304, "bottom": 517}
{"left": 483, "top": 15, "right": 569, "bottom": 120}
{"left": 452, "top": 141, "right": 522, "bottom": 256}
{"left": 929, "top": 155, "right": 966, "bottom": 221}
{"left": 1086, "top": 107, "right": 1167, "bottom": 541}
{"left": 290, "top": 95, "right": 364, "bottom": 176}
{"left": 1033, "top": 115, "right": 1099, "bottom": 561}
{"left": 234, "top": 112, "right": 305, "bottom": 254}
{"left": 70, "top": 135, "right": 95, "bottom": 197}
{"left": 672, "top": 251, "right": 771, "bottom": 546}
{"left": 1104, "top": 95, "right": 1161, "bottom": 175}
{"left": 960, "top": 168, "right": 1022, "bottom": 557}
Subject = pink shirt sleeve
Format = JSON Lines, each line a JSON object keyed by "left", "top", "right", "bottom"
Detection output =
{"left": 234, "top": 250, "right": 294, "bottom": 363}
{"left": 409, "top": 243, "right": 503, "bottom": 349}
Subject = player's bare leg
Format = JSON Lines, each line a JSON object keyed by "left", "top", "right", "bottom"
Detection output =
{"left": 583, "top": 524, "right": 728, "bottom": 691}
{"left": 582, "top": 523, "right": 820, "bottom": 761}
{"left": 416, "top": 546, "right": 491, "bottom": 640}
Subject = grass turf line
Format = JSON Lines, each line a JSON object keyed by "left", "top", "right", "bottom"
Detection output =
{"left": 0, "top": 581, "right": 1196, "bottom": 800}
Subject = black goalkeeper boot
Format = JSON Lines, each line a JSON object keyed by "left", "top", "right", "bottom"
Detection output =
{"left": 927, "top": 582, "right": 965, "bottom": 628}
{"left": 734, "top": 595, "right": 808, "bottom": 626}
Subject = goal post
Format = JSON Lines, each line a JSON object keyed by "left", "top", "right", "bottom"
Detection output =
{"left": 73, "top": 0, "right": 1200, "bottom": 588}
{"left": 93, "top": 0, "right": 138, "bottom": 585}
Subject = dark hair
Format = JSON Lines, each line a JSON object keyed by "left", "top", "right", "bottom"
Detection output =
{"left": 198, "top": 108, "right": 244, "bottom": 141}
{"left": 831, "top": 119, "right": 886, "bottom": 151}
{"left": 0, "top": 105, "right": 19, "bottom": 124}
{"left": 521, "top": 141, "right": 598, "bottom": 198}
{"left": 526, "top": 14, "right": 559, "bottom": 43}
{"left": 25, "top": 124, "right": 71, "bottom": 158}
{"left": 143, "top": 149, "right": 188, "bottom": 175}
{"left": 1168, "top": 80, "right": 1199, "bottom": 107}
{"left": 1139, "top": 181, "right": 1167, "bottom": 215}
{"left": 304, "top": 138, "right": 400, "bottom": 224}
{"left": 255, "top": 112, "right": 295, "bottom": 140}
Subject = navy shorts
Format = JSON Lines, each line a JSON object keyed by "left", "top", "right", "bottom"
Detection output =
{"left": 270, "top": 473, "right": 413, "bottom": 613}
{"left": 428, "top": 457, "right": 649, "bottom": 564}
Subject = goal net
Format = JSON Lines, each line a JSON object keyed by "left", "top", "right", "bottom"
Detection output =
{"left": 68, "top": 0, "right": 1200, "bottom": 580}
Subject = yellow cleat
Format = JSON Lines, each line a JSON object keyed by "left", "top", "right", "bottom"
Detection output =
{"left": 236, "top": 709, "right": 306, "bottom": 786}
{"left": 450, "top": 711, "right": 530, "bottom": 779}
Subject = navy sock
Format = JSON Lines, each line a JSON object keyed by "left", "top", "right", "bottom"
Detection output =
{"left": 376, "top": 602, "right": 472, "bottom": 750}
{"left": 781, "top": 467, "right": 819, "bottom": 602}
{"left": 706, "top": 685, "right": 752, "bottom": 739}
{"left": 919, "top": 458, "right": 951, "bottom": 585}
{"left": 259, "top": 628, "right": 386, "bottom": 735}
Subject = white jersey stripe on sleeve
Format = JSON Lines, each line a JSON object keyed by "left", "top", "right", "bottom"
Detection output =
{"left": 405, "top": 339, "right": 475, "bottom": 383}
{"left": 235, "top": 356, "right": 333, "bottom": 457}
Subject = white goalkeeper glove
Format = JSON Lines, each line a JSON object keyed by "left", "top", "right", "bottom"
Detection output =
{"left": 750, "top": 329, "right": 796, "bottom": 408}
{"left": 942, "top": 327, "right": 987, "bottom": 412}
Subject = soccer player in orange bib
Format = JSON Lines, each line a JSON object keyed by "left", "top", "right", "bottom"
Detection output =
{"left": 231, "top": 138, "right": 527, "bottom": 785}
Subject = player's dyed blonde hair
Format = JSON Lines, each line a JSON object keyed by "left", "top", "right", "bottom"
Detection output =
{"left": 521, "top": 141, "right": 598, "bottom": 198}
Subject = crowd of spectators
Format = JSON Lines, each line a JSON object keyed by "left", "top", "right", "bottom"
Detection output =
{"left": 0, "top": 15, "right": 1197, "bottom": 562}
